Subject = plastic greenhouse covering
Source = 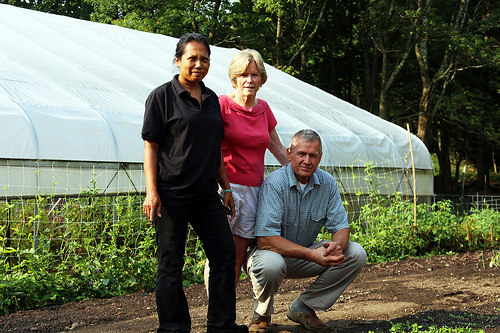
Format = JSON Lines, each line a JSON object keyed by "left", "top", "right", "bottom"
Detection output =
{"left": 0, "top": 4, "right": 433, "bottom": 198}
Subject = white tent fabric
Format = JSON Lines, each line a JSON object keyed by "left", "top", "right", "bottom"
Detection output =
{"left": 0, "top": 4, "right": 434, "bottom": 197}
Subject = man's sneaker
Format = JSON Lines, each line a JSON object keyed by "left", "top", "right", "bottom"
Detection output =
{"left": 286, "top": 308, "right": 329, "bottom": 332}
{"left": 248, "top": 315, "right": 271, "bottom": 333}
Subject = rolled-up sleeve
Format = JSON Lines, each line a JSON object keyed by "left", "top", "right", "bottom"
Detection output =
{"left": 324, "top": 180, "right": 349, "bottom": 233}
{"left": 255, "top": 181, "right": 284, "bottom": 237}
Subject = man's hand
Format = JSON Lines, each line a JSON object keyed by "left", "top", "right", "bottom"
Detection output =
{"left": 322, "top": 241, "right": 343, "bottom": 257}
{"left": 310, "top": 241, "right": 346, "bottom": 267}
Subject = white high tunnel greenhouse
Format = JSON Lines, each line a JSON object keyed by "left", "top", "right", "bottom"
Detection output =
{"left": 0, "top": 4, "right": 434, "bottom": 200}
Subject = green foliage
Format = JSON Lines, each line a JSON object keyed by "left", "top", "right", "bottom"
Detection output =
{"left": 1, "top": 188, "right": 499, "bottom": 315}
{"left": 490, "top": 250, "right": 500, "bottom": 268}
{"left": 182, "top": 241, "right": 206, "bottom": 285}
{"left": 83, "top": 0, "right": 238, "bottom": 41}
{"left": 1, "top": 0, "right": 94, "bottom": 19}
{"left": 0, "top": 194, "right": 158, "bottom": 315}
{"left": 466, "top": 207, "right": 500, "bottom": 248}
{"left": 349, "top": 195, "right": 499, "bottom": 263}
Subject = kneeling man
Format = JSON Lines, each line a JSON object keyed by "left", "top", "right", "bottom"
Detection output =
{"left": 247, "top": 129, "right": 367, "bottom": 333}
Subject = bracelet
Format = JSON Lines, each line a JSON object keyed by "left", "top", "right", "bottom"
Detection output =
{"left": 220, "top": 189, "right": 233, "bottom": 194}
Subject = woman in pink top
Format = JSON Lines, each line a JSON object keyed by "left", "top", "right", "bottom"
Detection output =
{"left": 220, "top": 49, "right": 288, "bottom": 287}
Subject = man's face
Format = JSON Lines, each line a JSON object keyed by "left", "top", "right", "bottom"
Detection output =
{"left": 287, "top": 138, "right": 322, "bottom": 184}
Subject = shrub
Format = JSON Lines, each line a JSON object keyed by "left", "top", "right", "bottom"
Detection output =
{"left": 350, "top": 195, "right": 499, "bottom": 263}
{"left": 1, "top": 193, "right": 498, "bottom": 315}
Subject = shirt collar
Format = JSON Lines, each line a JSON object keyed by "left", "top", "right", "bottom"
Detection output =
{"left": 285, "top": 163, "right": 320, "bottom": 191}
{"left": 225, "top": 96, "right": 266, "bottom": 116}
{"left": 171, "top": 74, "right": 211, "bottom": 101}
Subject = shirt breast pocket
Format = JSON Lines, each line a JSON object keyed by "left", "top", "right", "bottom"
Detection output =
{"left": 310, "top": 211, "right": 326, "bottom": 224}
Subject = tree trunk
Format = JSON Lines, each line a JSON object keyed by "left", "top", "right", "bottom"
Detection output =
{"left": 453, "top": 151, "right": 463, "bottom": 192}
{"left": 298, "top": 50, "right": 307, "bottom": 80}
{"left": 275, "top": 14, "right": 283, "bottom": 66}
{"left": 378, "top": 31, "right": 414, "bottom": 119}
{"left": 362, "top": 40, "right": 379, "bottom": 114}
{"left": 415, "top": 35, "right": 432, "bottom": 147}
{"left": 416, "top": 91, "right": 431, "bottom": 147}
{"left": 361, "top": 33, "right": 373, "bottom": 112}
{"left": 437, "top": 126, "right": 453, "bottom": 193}
{"left": 323, "top": 13, "right": 339, "bottom": 95}
{"left": 208, "top": 0, "right": 222, "bottom": 43}
{"left": 414, "top": 0, "right": 471, "bottom": 149}
{"left": 189, "top": 0, "right": 199, "bottom": 33}
{"left": 476, "top": 139, "right": 491, "bottom": 193}
{"left": 379, "top": 51, "right": 389, "bottom": 119}
{"left": 288, "top": 0, "right": 327, "bottom": 66}
{"left": 357, "top": 0, "right": 375, "bottom": 113}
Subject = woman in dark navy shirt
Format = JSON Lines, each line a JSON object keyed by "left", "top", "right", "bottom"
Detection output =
{"left": 141, "top": 33, "right": 245, "bottom": 333}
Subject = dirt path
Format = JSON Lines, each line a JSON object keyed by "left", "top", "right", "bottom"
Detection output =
{"left": 1, "top": 251, "right": 499, "bottom": 333}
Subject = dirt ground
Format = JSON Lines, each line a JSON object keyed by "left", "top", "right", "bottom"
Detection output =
{"left": 0, "top": 250, "right": 499, "bottom": 333}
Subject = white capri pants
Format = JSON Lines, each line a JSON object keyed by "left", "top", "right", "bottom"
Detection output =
{"left": 227, "top": 183, "right": 260, "bottom": 239}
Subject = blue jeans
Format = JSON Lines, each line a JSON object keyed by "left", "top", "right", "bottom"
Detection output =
{"left": 155, "top": 193, "right": 238, "bottom": 332}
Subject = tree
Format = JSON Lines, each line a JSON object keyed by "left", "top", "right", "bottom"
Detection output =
{"left": 5, "top": 0, "right": 499, "bottom": 193}
{"left": 1, "top": 0, "right": 93, "bottom": 19}
{"left": 439, "top": 71, "right": 500, "bottom": 192}
{"left": 251, "top": 0, "right": 333, "bottom": 77}
{"left": 377, "top": 3, "right": 416, "bottom": 119}
{"left": 414, "top": 0, "right": 468, "bottom": 146}
{"left": 412, "top": 0, "right": 499, "bottom": 191}
{"left": 84, "top": 0, "right": 232, "bottom": 40}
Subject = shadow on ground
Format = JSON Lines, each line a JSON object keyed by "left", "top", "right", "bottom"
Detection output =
{"left": 268, "top": 310, "right": 500, "bottom": 333}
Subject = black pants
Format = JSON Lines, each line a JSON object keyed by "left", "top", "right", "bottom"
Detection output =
{"left": 155, "top": 193, "right": 238, "bottom": 332}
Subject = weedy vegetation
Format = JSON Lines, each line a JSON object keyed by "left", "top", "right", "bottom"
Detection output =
{"left": 1, "top": 166, "right": 498, "bottom": 320}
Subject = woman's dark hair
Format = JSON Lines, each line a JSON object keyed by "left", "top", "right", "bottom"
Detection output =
{"left": 174, "top": 33, "right": 210, "bottom": 61}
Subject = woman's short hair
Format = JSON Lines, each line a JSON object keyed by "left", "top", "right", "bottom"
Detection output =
{"left": 228, "top": 49, "right": 267, "bottom": 87}
{"left": 289, "top": 129, "right": 323, "bottom": 154}
{"left": 174, "top": 33, "right": 210, "bottom": 61}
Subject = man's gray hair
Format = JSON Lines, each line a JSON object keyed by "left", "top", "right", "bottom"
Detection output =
{"left": 289, "top": 129, "right": 322, "bottom": 154}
